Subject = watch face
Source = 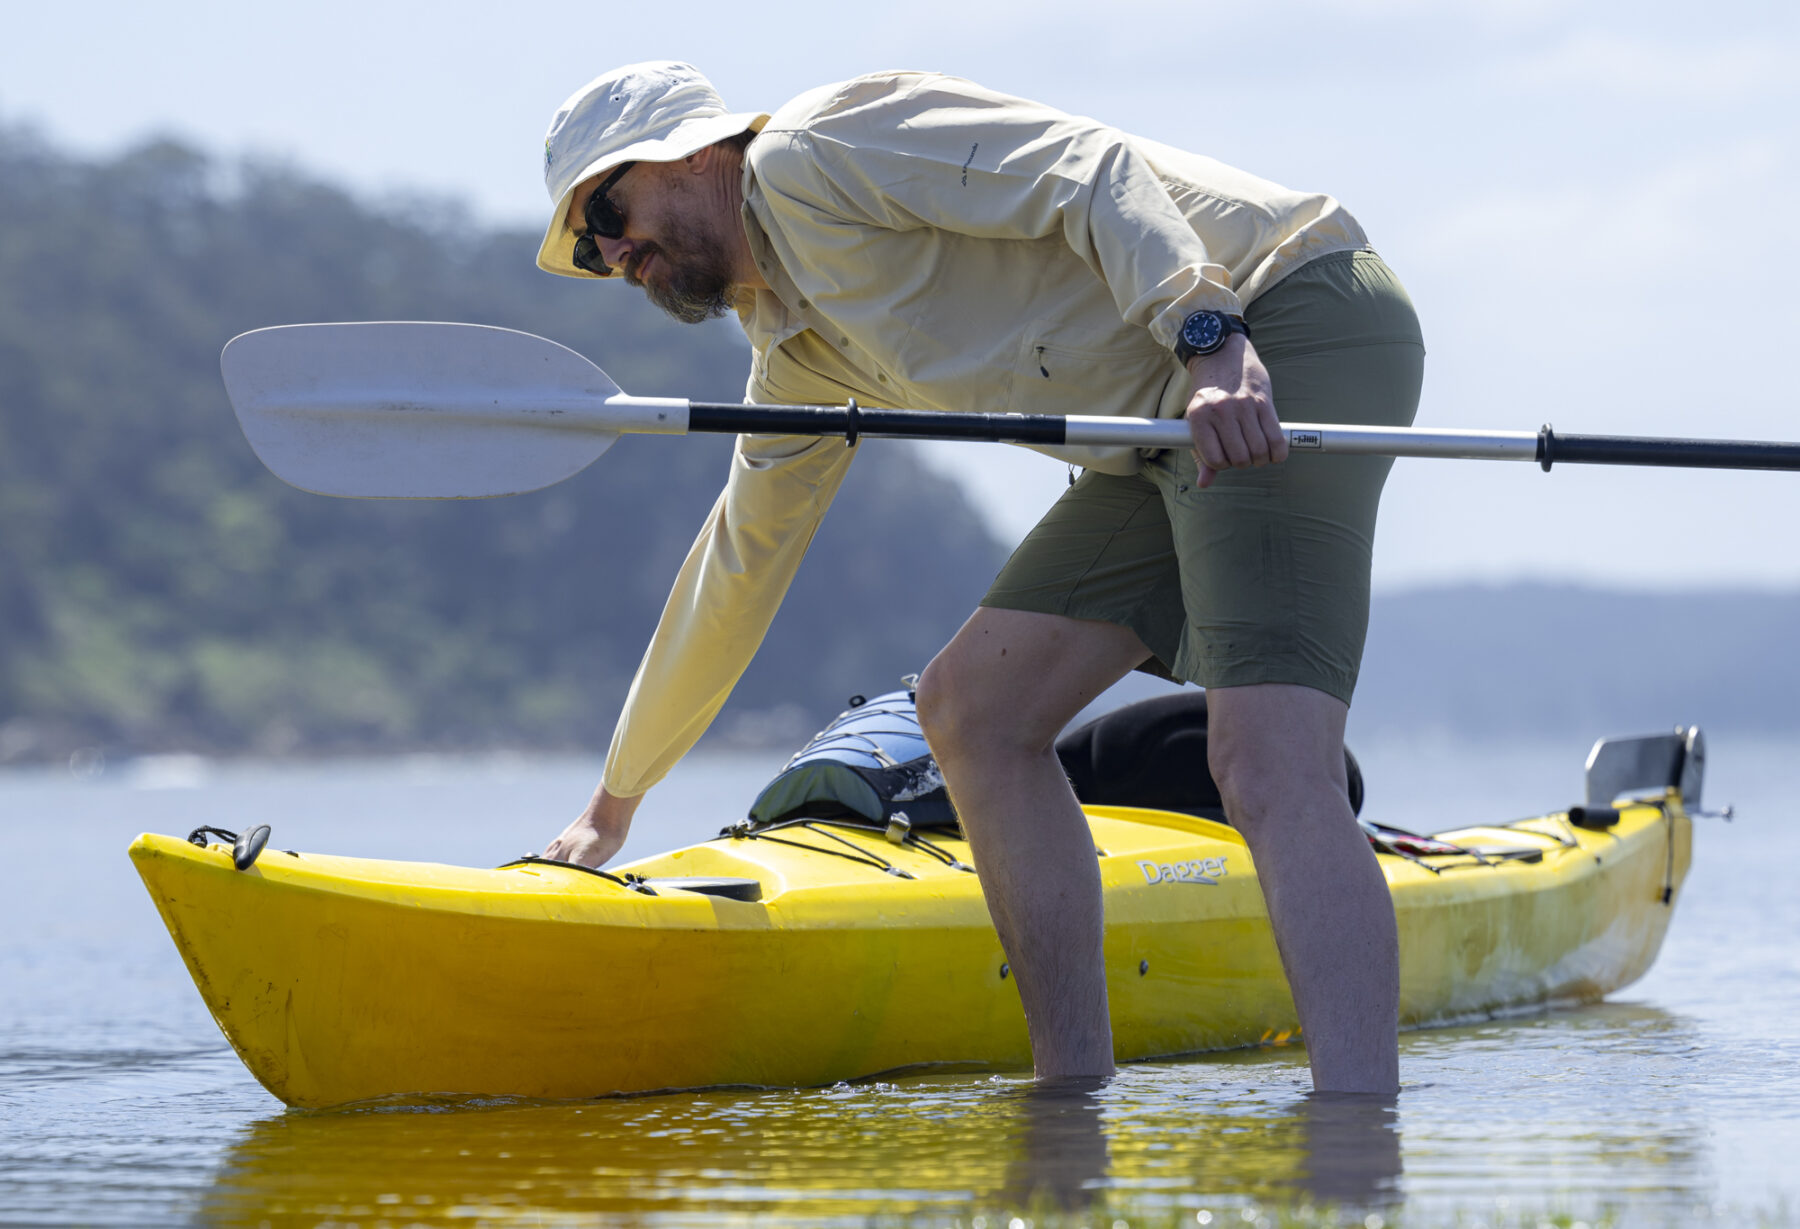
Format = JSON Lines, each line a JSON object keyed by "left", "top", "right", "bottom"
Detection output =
{"left": 1182, "top": 312, "right": 1225, "bottom": 353}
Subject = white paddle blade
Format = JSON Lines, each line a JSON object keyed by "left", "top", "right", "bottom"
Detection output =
{"left": 221, "top": 322, "right": 625, "bottom": 498}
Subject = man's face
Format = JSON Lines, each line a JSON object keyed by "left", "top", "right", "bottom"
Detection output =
{"left": 568, "top": 164, "right": 736, "bottom": 324}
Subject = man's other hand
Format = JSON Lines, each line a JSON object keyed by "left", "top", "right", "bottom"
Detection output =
{"left": 1183, "top": 334, "right": 1286, "bottom": 488}
{"left": 542, "top": 785, "right": 643, "bottom": 867}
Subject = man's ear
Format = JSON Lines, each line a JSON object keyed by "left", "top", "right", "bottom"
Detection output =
{"left": 682, "top": 145, "right": 717, "bottom": 174}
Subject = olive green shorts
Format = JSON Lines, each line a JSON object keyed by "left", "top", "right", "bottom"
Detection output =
{"left": 980, "top": 249, "right": 1424, "bottom": 705}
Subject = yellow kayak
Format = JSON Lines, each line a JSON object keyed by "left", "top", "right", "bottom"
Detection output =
{"left": 129, "top": 730, "right": 1697, "bottom": 1109}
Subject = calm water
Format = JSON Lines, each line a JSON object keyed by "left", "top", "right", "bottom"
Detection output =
{"left": 1, "top": 732, "right": 1795, "bottom": 1226}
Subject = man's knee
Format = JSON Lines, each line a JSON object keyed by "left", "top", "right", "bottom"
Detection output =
{"left": 912, "top": 654, "right": 962, "bottom": 751}
{"left": 918, "top": 609, "right": 1147, "bottom": 765}
{"left": 915, "top": 647, "right": 1058, "bottom": 763}
{"left": 1206, "top": 688, "right": 1351, "bottom": 825}
{"left": 1210, "top": 739, "right": 1348, "bottom": 828}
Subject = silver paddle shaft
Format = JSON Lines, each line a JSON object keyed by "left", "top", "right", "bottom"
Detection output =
{"left": 1062, "top": 417, "right": 1540, "bottom": 460}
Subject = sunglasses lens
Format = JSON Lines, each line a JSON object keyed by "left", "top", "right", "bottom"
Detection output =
{"left": 571, "top": 234, "right": 611, "bottom": 276}
{"left": 584, "top": 197, "right": 624, "bottom": 240}
{"left": 583, "top": 161, "right": 632, "bottom": 240}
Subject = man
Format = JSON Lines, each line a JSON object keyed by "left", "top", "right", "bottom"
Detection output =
{"left": 537, "top": 61, "right": 1423, "bottom": 1094}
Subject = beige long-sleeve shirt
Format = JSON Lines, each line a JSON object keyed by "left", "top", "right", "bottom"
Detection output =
{"left": 601, "top": 71, "right": 1370, "bottom": 796}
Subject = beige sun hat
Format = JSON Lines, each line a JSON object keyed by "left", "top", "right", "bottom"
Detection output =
{"left": 537, "top": 61, "right": 769, "bottom": 279}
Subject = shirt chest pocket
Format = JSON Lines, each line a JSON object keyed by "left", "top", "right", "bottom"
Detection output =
{"left": 1010, "top": 320, "right": 1176, "bottom": 420}
{"left": 758, "top": 332, "right": 889, "bottom": 408}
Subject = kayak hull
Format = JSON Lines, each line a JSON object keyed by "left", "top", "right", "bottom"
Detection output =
{"left": 130, "top": 799, "right": 1690, "bottom": 1108}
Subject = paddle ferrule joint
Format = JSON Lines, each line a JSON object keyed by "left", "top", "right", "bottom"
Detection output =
{"left": 603, "top": 395, "right": 690, "bottom": 435}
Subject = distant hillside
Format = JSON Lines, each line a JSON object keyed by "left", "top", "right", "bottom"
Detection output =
{"left": 0, "top": 128, "right": 1007, "bottom": 762}
{"left": 1357, "top": 584, "right": 1800, "bottom": 737}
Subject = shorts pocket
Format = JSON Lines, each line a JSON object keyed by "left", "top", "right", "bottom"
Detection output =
{"left": 1150, "top": 447, "right": 1279, "bottom": 512}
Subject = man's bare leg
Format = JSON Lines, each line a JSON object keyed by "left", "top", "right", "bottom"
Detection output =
{"left": 915, "top": 607, "right": 1152, "bottom": 1079}
{"left": 1205, "top": 684, "right": 1400, "bottom": 1094}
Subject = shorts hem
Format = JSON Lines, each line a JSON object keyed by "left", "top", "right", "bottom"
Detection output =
{"left": 1186, "top": 660, "right": 1357, "bottom": 707}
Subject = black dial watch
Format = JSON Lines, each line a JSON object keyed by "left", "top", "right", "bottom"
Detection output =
{"left": 1173, "top": 311, "right": 1251, "bottom": 366}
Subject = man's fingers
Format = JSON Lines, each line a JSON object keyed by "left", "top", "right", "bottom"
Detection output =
{"left": 545, "top": 834, "right": 599, "bottom": 866}
{"left": 1190, "top": 419, "right": 1225, "bottom": 489}
{"left": 1260, "top": 403, "right": 1289, "bottom": 464}
{"left": 1239, "top": 413, "right": 1274, "bottom": 467}
{"left": 542, "top": 822, "right": 600, "bottom": 866}
{"left": 1225, "top": 397, "right": 1282, "bottom": 466}
{"left": 1214, "top": 415, "right": 1260, "bottom": 468}
{"left": 1190, "top": 417, "right": 1231, "bottom": 473}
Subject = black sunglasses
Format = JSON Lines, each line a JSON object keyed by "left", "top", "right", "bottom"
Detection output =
{"left": 570, "top": 161, "right": 637, "bottom": 275}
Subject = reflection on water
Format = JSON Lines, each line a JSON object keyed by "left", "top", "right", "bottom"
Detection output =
{"left": 200, "top": 1066, "right": 1402, "bottom": 1226}
{"left": 189, "top": 1004, "right": 1724, "bottom": 1226}
{"left": 1297, "top": 1094, "right": 1403, "bottom": 1207}
{"left": 1000, "top": 1077, "right": 1112, "bottom": 1211}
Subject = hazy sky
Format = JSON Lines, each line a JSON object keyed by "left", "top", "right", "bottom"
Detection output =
{"left": 6, "top": 0, "right": 1797, "bottom": 588}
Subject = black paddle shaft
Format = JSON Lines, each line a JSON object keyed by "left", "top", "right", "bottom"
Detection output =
{"left": 1538, "top": 427, "right": 1800, "bottom": 472}
{"left": 688, "top": 402, "right": 1066, "bottom": 447}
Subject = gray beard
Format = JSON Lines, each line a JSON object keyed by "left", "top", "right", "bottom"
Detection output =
{"left": 627, "top": 223, "right": 737, "bottom": 325}
{"left": 648, "top": 268, "right": 735, "bottom": 325}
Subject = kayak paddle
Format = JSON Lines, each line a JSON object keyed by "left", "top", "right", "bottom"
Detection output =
{"left": 221, "top": 321, "right": 1800, "bottom": 499}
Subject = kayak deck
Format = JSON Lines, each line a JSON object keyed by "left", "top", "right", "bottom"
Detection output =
{"left": 129, "top": 792, "right": 1691, "bottom": 1108}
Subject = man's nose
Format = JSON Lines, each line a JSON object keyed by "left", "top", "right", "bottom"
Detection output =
{"left": 599, "top": 234, "right": 632, "bottom": 271}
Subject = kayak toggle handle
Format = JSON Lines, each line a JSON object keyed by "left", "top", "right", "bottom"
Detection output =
{"left": 186, "top": 824, "right": 272, "bottom": 870}
{"left": 1567, "top": 805, "right": 1621, "bottom": 830}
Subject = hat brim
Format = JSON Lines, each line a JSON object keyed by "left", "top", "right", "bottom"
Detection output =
{"left": 536, "top": 111, "right": 769, "bottom": 279}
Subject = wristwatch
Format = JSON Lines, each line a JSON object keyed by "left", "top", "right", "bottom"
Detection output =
{"left": 1173, "top": 310, "right": 1251, "bottom": 366}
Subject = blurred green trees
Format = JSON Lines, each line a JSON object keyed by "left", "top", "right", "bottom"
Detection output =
{"left": 0, "top": 128, "right": 1007, "bottom": 760}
